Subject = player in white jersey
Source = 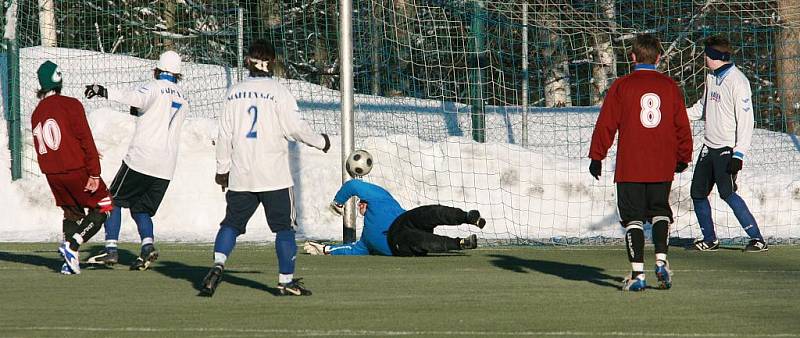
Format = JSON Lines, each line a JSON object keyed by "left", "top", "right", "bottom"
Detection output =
{"left": 685, "top": 36, "right": 767, "bottom": 252}
{"left": 84, "top": 51, "right": 191, "bottom": 269}
{"left": 199, "top": 39, "right": 330, "bottom": 297}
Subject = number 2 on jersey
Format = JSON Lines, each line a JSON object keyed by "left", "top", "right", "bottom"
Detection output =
{"left": 246, "top": 106, "right": 258, "bottom": 138}
{"left": 639, "top": 93, "right": 662, "bottom": 128}
{"left": 32, "top": 118, "right": 62, "bottom": 154}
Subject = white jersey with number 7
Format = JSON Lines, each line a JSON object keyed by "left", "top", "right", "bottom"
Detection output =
{"left": 108, "top": 78, "right": 190, "bottom": 180}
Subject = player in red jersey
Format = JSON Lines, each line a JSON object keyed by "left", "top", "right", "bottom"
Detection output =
{"left": 588, "top": 34, "right": 693, "bottom": 291}
{"left": 31, "top": 61, "right": 113, "bottom": 275}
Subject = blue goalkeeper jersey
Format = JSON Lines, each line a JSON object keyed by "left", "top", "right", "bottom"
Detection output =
{"left": 328, "top": 179, "right": 405, "bottom": 256}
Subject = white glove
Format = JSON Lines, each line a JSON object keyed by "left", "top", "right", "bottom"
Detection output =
{"left": 328, "top": 201, "right": 344, "bottom": 216}
{"left": 303, "top": 241, "right": 328, "bottom": 255}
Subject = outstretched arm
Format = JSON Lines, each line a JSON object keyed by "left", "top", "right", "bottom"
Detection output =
{"left": 327, "top": 240, "right": 370, "bottom": 256}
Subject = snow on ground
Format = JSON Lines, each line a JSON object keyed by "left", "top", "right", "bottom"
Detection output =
{"left": 2, "top": 46, "right": 799, "bottom": 243}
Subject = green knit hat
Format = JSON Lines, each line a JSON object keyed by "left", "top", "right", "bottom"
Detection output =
{"left": 37, "top": 60, "right": 62, "bottom": 92}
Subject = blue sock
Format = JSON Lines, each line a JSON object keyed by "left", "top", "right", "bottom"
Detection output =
{"left": 213, "top": 226, "right": 240, "bottom": 256}
{"left": 131, "top": 212, "right": 154, "bottom": 242}
{"left": 693, "top": 198, "right": 716, "bottom": 242}
{"left": 723, "top": 193, "right": 763, "bottom": 241}
{"left": 104, "top": 206, "right": 122, "bottom": 242}
{"left": 275, "top": 230, "right": 297, "bottom": 275}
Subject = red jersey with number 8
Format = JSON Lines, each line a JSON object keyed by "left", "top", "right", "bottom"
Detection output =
{"left": 589, "top": 69, "right": 693, "bottom": 182}
{"left": 31, "top": 94, "right": 101, "bottom": 176}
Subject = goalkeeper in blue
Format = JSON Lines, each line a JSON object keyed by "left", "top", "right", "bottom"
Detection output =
{"left": 199, "top": 39, "right": 331, "bottom": 297}
{"left": 303, "top": 179, "right": 486, "bottom": 257}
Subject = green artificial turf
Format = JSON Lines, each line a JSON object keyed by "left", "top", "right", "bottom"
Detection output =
{"left": 0, "top": 243, "right": 798, "bottom": 337}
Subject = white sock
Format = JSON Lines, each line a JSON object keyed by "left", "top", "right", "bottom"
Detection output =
{"left": 631, "top": 262, "right": 644, "bottom": 277}
{"left": 141, "top": 237, "right": 154, "bottom": 246}
{"left": 655, "top": 253, "right": 667, "bottom": 264}
{"left": 279, "top": 273, "right": 293, "bottom": 284}
{"left": 213, "top": 252, "right": 227, "bottom": 267}
{"left": 106, "top": 240, "right": 118, "bottom": 248}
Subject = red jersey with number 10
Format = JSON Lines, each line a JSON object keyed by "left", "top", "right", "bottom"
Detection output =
{"left": 589, "top": 68, "right": 693, "bottom": 183}
{"left": 31, "top": 94, "right": 101, "bottom": 176}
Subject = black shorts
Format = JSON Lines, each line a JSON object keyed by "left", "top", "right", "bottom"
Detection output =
{"left": 108, "top": 162, "right": 170, "bottom": 216}
{"left": 219, "top": 188, "right": 296, "bottom": 235}
{"left": 616, "top": 182, "right": 673, "bottom": 224}
{"left": 690, "top": 145, "right": 737, "bottom": 199}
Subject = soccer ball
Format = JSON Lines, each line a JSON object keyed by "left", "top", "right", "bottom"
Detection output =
{"left": 346, "top": 150, "right": 373, "bottom": 178}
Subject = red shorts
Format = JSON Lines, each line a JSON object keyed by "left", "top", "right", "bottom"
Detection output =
{"left": 45, "top": 169, "right": 112, "bottom": 210}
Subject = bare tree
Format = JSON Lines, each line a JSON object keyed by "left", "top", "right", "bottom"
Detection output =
{"left": 776, "top": 0, "right": 800, "bottom": 133}
{"left": 591, "top": 0, "right": 616, "bottom": 105}
{"left": 537, "top": 4, "right": 571, "bottom": 107}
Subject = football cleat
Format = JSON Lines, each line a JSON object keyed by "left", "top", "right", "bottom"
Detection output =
{"left": 199, "top": 265, "right": 224, "bottom": 297}
{"left": 654, "top": 260, "right": 672, "bottom": 290}
{"left": 460, "top": 234, "right": 478, "bottom": 250}
{"left": 622, "top": 276, "right": 646, "bottom": 291}
{"left": 466, "top": 210, "right": 486, "bottom": 229}
{"left": 130, "top": 244, "right": 159, "bottom": 271}
{"left": 688, "top": 239, "right": 719, "bottom": 251}
{"left": 277, "top": 278, "right": 312, "bottom": 296}
{"left": 744, "top": 239, "right": 768, "bottom": 253}
{"left": 58, "top": 242, "right": 81, "bottom": 275}
{"left": 87, "top": 248, "right": 118, "bottom": 266}
{"left": 60, "top": 263, "right": 75, "bottom": 275}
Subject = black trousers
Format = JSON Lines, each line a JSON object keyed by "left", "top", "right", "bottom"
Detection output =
{"left": 691, "top": 145, "right": 737, "bottom": 199}
{"left": 387, "top": 205, "right": 468, "bottom": 257}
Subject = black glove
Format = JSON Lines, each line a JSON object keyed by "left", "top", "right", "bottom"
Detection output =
{"left": 589, "top": 159, "right": 602, "bottom": 180}
{"left": 84, "top": 84, "right": 107, "bottom": 99}
{"left": 727, "top": 157, "right": 743, "bottom": 175}
{"left": 321, "top": 133, "right": 330, "bottom": 153}
{"left": 675, "top": 162, "right": 688, "bottom": 173}
{"left": 215, "top": 173, "right": 229, "bottom": 192}
{"left": 129, "top": 106, "right": 140, "bottom": 116}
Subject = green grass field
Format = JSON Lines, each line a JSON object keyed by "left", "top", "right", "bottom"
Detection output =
{"left": 0, "top": 243, "right": 798, "bottom": 337}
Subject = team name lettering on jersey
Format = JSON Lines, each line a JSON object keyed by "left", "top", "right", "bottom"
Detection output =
{"left": 160, "top": 87, "right": 185, "bottom": 99}
{"left": 227, "top": 91, "right": 276, "bottom": 102}
{"left": 710, "top": 91, "right": 721, "bottom": 103}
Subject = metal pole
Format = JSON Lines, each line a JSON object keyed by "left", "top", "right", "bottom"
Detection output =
{"left": 237, "top": 8, "right": 244, "bottom": 82}
{"left": 521, "top": 2, "right": 528, "bottom": 147}
{"left": 6, "top": 1, "right": 22, "bottom": 180}
{"left": 470, "top": 0, "right": 486, "bottom": 143}
{"left": 339, "top": 0, "right": 356, "bottom": 242}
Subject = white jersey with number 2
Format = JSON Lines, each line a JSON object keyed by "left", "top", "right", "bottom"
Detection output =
{"left": 216, "top": 76, "right": 326, "bottom": 192}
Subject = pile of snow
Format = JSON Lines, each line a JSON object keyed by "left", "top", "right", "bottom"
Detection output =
{"left": 2, "top": 47, "right": 799, "bottom": 243}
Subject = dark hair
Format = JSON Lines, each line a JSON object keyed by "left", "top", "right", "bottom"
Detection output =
{"left": 704, "top": 35, "right": 732, "bottom": 54}
{"left": 630, "top": 34, "right": 662, "bottom": 64}
{"left": 246, "top": 39, "right": 276, "bottom": 76}
{"left": 36, "top": 86, "right": 61, "bottom": 99}
{"left": 153, "top": 68, "right": 183, "bottom": 82}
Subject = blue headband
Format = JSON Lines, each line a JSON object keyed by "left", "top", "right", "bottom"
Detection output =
{"left": 158, "top": 73, "right": 177, "bottom": 83}
{"left": 704, "top": 46, "right": 731, "bottom": 61}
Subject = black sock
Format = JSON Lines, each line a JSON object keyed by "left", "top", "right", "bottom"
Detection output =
{"left": 652, "top": 217, "right": 670, "bottom": 255}
{"left": 625, "top": 221, "right": 645, "bottom": 278}
{"left": 71, "top": 209, "right": 107, "bottom": 251}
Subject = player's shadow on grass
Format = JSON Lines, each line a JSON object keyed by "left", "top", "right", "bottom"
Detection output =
{"left": 152, "top": 261, "right": 281, "bottom": 296}
{"left": 488, "top": 254, "right": 622, "bottom": 289}
{"left": 0, "top": 250, "right": 64, "bottom": 273}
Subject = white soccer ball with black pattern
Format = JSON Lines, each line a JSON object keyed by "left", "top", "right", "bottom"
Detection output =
{"left": 346, "top": 150, "right": 373, "bottom": 178}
